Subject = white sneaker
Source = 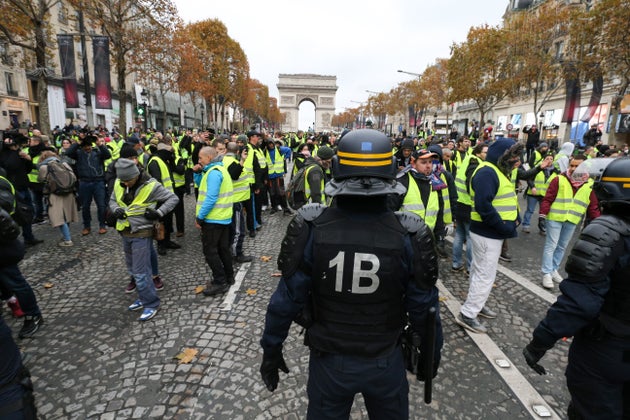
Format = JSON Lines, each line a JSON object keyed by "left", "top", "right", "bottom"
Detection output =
{"left": 261, "top": 205, "right": 268, "bottom": 211}
{"left": 551, "top": 270, "right": 563, "bottom": 283}
{"left": 58, "top": 240, "right": 74, "bottom": 247}
{"left": 542, "top": 273, "right": 553, "bottom": 289}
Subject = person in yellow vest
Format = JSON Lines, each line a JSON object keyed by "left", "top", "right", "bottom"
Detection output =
{"left": 522, "top": 144, "right": 556, "bottom": 234}
{"left": 455, "top": 139, "right": 521, "bottom": 334}
{"left": 451, "top": 143, "right": 488, "bottom": 274}
{"left": 452, "top": 136, "right": 471, "bottom": 168}
{"left": 168, "top": 134, "right": 187, "bottom": 238}
{"left": 109, "top": 158, "right": 178, "bottom": 322}
{"left": 244, "top": 130, "right": 267, "bottom": 235}
{"left": 305, "top": 146, "right": 333, "bottom": 205}
{"left": 391, "top": 149, "right": 441, "bottom": 231}
{"left": 427, "top": 144, "right": 458, "bottom": 258}
{"left": 25, "top": 135, "right": 53, "bottom": 223}
{"left": 146, "top": 141, "right": 180, "bottom": 255}
{"left": 195, "top": 146, "right": 235, "bottom": 297}
{"left": 264, "top": 139, "right": 293, "bottom": 215}
{"left": 538, "top": 154, "right": 600, "bottom": 289}
{"left": 223, "top": 142, "right": 253, "bottom": 264}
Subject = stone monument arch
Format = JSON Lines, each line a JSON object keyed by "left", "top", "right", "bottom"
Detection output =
{"left": 277, "top": 74, "right": 337, "bottom": 132}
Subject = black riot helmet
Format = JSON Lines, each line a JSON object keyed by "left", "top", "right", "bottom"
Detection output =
{"left": 325, "top": 129, "right": 405, "bottom": 197}
{"left": 593, "top": 156, "right": 630, "bottom": 212}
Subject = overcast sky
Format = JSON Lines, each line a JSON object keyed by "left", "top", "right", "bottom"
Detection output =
{"left": 173, "top": 0, "right": 509, "bottom": 130}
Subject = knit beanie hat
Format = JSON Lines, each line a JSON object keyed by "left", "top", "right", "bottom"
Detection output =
{"left": 317, "top": 146, "right": 334, "bottom": 160}
{"left": 119, "top": 143, "right": 138, "bottom": 159}
{"left": 115, "top": 158, "right": 140, "bottom": 181}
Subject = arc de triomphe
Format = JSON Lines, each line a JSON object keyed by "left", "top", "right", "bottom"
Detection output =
{"left": 277, "top": 74, "right": 337, "bottom": 132}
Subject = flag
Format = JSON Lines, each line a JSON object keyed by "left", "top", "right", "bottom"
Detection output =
{"left": 92, "top": 36, "right": 112, "bottom": 109}
{"left": 57, "top": 35, "right": 79, "bottom": 108}
{"left": 408, "top": 105, "right": 416, "bottom": 127}
{"left": 561, "top": 66, "right": 580, "bottom": 124}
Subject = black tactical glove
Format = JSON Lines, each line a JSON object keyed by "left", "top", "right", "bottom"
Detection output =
{"left": 144, "top": 207, "right": 162, "bottom": 221}
{"left": 260, "top": 349, "right": 289, "bottom": 392}
{"left": 114, "top": 208, "right": 127, "bottom": 219}
{"left": 523, "top": 343, "right": 547, "bottom": 375}
{"left": 538, "top": 216, "right": 546, "bottom": 233}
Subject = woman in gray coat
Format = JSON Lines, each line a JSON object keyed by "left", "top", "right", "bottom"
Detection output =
{"left": 37, "top": 150, "right": 79, "bottom": 246}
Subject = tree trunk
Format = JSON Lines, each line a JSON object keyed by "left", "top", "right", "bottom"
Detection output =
{"left": 117, "top": 58, "right": 128, "bottom": 135}
{"left": 34, "top": 19, "right": 50, "bottom": 134}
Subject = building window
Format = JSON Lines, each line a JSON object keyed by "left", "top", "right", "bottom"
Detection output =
{"left": 554, "top": 41, "right": 564, "bottom": 60}
{"left": 5, "top": 72, "right": 17, "bottom": 96}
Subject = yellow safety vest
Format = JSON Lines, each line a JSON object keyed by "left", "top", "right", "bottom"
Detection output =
{"left": 148, "top": 156, "right": 173, "bottom": 193}
{"left": 0, "top": 175, "right": 16, "bottom": 215}
{"left": 265, "top": 148, "right": 285, "bottom": 176}
{"left": 455, "top": 155, "right": 474, "bottom": 206}
{"left": 439, "top": 172, "right": 452, "bottom": 224}
{"left": 24, "top": 148, "right": 42, "bottom": 184}
{"left": 304, "top": 165, "right": 325, "bottom": 204}
{"left": 401, "top": 172, "right": 440, "bottom": 229}
{"left": 114, "top": 179, "right": 158, "bottom": 231}
{"left": 222, "top": 155, "right": 250, "bottom": 203}
{"left": 471, "top": 162, "right": 518, "bottom": 222}
{"left": 171, "top": 142, "right": 186, "bottom": 188}
{"left": 547, "top": 176, "right": 593, "bottom": 224}
{"left": 242, "top": 144, "right": 256, "bottom": 185}
{"left": 253, "top": 146, "right": 267, "bottom": 170}
{"left": 196, "top": 165, "right": 234, "bottom": 221}
{"left": 533, "top": 171, "right": 556, "bottom": 197}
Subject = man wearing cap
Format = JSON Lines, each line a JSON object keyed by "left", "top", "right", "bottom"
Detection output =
{"left": 390, "top": 149, "right": 442, "bottom": 232}
{"left": 109, "top": 158, "right": 178, "bottom": 321}
{"left": 65, "top": 134, "right": 111, "bottom": 235}
{"left": 455, "top": 139, "right": 522, "bottom": 334}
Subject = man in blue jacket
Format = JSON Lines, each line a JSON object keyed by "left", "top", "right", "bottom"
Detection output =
{"left": 455, "top": 139, "right": 522, "bottom": 334}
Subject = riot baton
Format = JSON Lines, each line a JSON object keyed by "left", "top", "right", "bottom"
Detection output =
{"left": 423, "top": 306, "right": 437, "bottom": 404}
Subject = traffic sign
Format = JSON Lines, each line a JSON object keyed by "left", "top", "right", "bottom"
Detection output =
{"left": 506, "top": 123, "right": 514, "bottom": 131}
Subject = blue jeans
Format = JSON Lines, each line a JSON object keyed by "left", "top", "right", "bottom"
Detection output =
{"left": 452, "top": 219, "right": 471, "bottom": 270}
{"left": 79, "top": 180, "right": 107, "bottom": 229}
{"left": 306, "top": 347, "right": 408, "bottom": 420}
{"left": 122, "top": 236, "right": 159, "bottom": 309}
{"left": 0, "top": 264, "right": 41, "bottom": 317}
{"left": 522, "top": 195, "right": 541, "bottom": 227}
{"left": 541, "top": 220, "right": 577, "bottom": 274}
{"left": 59, "top": 223, "right": 71, "bottom": 241}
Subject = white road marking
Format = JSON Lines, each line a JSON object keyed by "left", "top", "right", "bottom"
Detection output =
{"left": 437, "top": 281, "right": 562, "bottom": 419}
{"left": 219, "top": 262, "right": 251, "bottom": 311}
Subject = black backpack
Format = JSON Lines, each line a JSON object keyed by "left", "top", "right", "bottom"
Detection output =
{"left": 46, "top": 160, "right": 77, "bottom": 195}
{"left": 286, "top": 164, "right": 312, "bottom": 210}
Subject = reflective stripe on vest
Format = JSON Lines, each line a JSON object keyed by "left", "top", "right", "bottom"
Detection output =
{"left": 242, "top": 144, "right": 256, "bottom": 185}
{"left": 25, "top": 149, "right": 41, "bottom": 184}
{"left": 171, "top": 142, "right": 186, "bottom": 188}
{"left": 533, "top": 171, "right": 556, "bottom": 197}
{"left": 114, "top": 180, "right": 158, "bottom": 231}
{"left": 471, "top": 162, "right": 518, "bottom": 222}
{"left": 304, "top": 165, "right": 325, "bottom": 204}
{"left": 401, "top": 173, "right": 439, "bottom": 229}
{"left": 196, "top": 165, "right": 234, "bottom": 221}
{"left": 148, "top": 156, "right": 174, "bottom": 193}
{"left": 223, "top": 155, "right": 250, "bottom": 202}
{"left": 0, "top": 175, "right": 16, "bottom": 215}
{"left": 547, "top": 176, "right": 593, "bottom": 224}
{"left": 254, "top": 147, "right": 267, "bottom": 170}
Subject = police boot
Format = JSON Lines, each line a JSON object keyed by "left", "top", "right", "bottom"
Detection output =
{"left": 436, "top": 239, "right": 448, "bottom": 258}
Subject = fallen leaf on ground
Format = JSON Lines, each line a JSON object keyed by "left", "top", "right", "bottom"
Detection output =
{"left": 246, "top": 288, "right": 257, "bottom": 295}
{"left": 271, "top": 272, "right": 281, "bottom": 277}
{"left": 194, "top": 285, "right": 205, "bottom": 294}
{"left": 174, "top": 348, "right": 198, "bottom": 364}
{"left": 438, "top": 296, "right": 447, "bottom": 302}
{"left": 43, "top": 282, "right": 54, "bottom": 289}
{"left": 260, "top": 256, "right": 272, "bottom": 262}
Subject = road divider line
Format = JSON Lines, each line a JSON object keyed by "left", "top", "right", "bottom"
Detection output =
{"left": 219, "top": 262, "right": 250, "bottom": 312}
{"left": 437, "top": 280, "right": 561, "bottom": 419}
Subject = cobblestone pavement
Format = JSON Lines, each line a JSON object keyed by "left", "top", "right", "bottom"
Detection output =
{"left": 5, "top": 192, "right": 574, "bottom": 419}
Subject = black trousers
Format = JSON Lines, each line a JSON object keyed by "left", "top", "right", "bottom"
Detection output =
{"left": 173, "top": 186, "right": 185, "bottom": 233}
{"left": 200, "top": 223, "right": 233, "bottom": 285}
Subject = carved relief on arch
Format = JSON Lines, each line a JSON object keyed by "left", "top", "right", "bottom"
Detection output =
{"left": 320, "top": 97, "right": 334, "bottom": 106}
{"left": 321, "top": 112, "right": 331, "bottom": 125}
{"left": 281, "top": 96, "right": 295, "bottom": 105}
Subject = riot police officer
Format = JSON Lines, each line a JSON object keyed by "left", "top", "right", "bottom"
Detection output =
{"left": 259, "top": 129, "right": 443, "bottom": 419}
{"left": 523, "top": 157, "right": 630, "bottom": 419}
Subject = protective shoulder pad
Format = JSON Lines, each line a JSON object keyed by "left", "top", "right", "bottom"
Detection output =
{"left": 409, "top": 218, "right": 439, "bottom": 290}
{"left": 395, "top": 211, "right": 423, "bottom": 234}
{"left": 565, "top": 215, "right": 630, "bottom": 282}
{"left": 297, "top": 203, "right": 326, "bottom": 222}
{"left": 277, "top": 213, "right": 312, "bottom": 278}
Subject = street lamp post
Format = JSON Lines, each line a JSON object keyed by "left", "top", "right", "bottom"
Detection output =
{"left": 397, "top": 70, "right": 422, "bottom": 135}
{"left": 539, "top": 111, "right": 545, "bottom": 132}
